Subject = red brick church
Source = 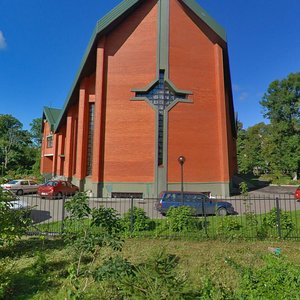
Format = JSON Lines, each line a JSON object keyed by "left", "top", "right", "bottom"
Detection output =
{"left": 41, "top": 0, "right": 237, "bottom": 197}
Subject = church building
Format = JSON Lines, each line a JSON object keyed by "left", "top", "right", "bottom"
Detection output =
{"left": 41, "top": 0, "right": 238, "bottom": 197}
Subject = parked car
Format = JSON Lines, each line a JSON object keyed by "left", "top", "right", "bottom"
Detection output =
{"left": 295, "top": 186, "right": 300, "bottom": 201}
{"left": 0, "top": 187, "right": 30, "bottom": 212}
{"left": 156, "top": 191, "right": 235, "bottom": 216}
{"left": 38, "top": 180, "right": 79, "bottom": 199}
{"left": 1, "top": 179, "right": 41, "bottom": 195}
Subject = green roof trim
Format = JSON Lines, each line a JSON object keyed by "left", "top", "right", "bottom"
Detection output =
{"left": 54, "top": 0, "right": 143, "bottom": 132}
{"left": 53, "top": 0, "right": 227, "bottom": 132}
{"left": 180, "top": 0, "right": 227, "bottom": 41}
{"left": 43, "top": 107, "right": 62, "bottom": 132}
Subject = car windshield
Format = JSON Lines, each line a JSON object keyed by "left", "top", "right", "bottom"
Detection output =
{"left": 7, "top": 180, "right": 18, "bottom": 184}
{"left": 45, "top": 181, "right": 58, "bottom": 187}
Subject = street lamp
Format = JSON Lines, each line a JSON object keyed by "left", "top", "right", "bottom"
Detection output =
{"left": 177, "top": 155, "right": 186, "bottom": 202}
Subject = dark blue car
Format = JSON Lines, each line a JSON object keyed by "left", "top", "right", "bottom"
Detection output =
{"left": 156, "top": 191, "right": 234, "bottom": 216}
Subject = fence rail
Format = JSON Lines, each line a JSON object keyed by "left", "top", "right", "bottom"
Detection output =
{"left": 20, "top": 193, "right": 300, "bottom": 240}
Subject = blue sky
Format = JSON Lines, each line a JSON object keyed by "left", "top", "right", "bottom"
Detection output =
{"left": 0, "top": 0, "right": 299, "bottom": 130}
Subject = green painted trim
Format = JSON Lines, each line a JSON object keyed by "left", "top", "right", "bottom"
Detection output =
{"left": 43, "top": 107, "right": 62, "bottom": 132}
{"left": 180, "top": 0, "right": 227, "bottom": 42}
{"left": 54, "top": 0, "right": 144, "bottom": 132}
{"left": 158, "top": 0, "right": 169, "bottom": 72}
{"left": 131, "top": 79, "right": 159, "bottom": 93}
{"left": 165, "top": 78, "right": 192, "bottom": 95}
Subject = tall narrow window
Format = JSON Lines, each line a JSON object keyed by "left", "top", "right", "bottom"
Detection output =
{"left": 46, "top": 135, "right": 53, "bottom": 148}
{"left": 87, "top": 103, "right": 95, "bottom": 175}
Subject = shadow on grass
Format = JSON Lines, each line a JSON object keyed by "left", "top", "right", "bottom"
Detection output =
{"left": 3, "top": 258, "right": 69, "bottom": 300}
{"left": 0, "top": 238, "right": 65, "bottom": 259}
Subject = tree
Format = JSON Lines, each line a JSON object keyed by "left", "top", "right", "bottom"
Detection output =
{"left": 29, "top": 118, "right": 42, "bottom": 148}
{"left": 0, "top": 115, "right": 27, "bottom": 169}
{"left": 237, "top": 122, "right": 270, "bottom": 174}
{"left": 0, "top": 114, "right": 40, "bottom": 176}
{"left": 260, "top": 73, "right": 300, "bottom": 178}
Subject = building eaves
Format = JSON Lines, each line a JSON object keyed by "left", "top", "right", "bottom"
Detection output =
{"left": 53, "top": 0, "right": 227, "bottom": 132}
{"left": 43, "top": 107, "right": 62, "bottom": 132}
{"left": 180, "top": 0, "right": 226, "bottom": 42}
{"left": 54, "top": 0, "right": 143, "bottom": 132}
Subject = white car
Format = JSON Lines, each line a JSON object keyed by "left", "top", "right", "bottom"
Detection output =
{"left": 1, "top": 179, "right": 41, "bottom": 195}
{"left": 0, "top": 187, "right": 30, "bottom": 211}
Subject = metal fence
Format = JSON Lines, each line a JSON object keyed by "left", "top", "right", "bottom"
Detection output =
{"left": 21, "top": 193, "right": 300, "bottom": 240}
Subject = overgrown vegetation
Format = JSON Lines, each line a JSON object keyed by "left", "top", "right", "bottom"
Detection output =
{"left": 2, "top": 238, "right": 300, "bottom": 299}
{"left": 237, "top": 72, "right": 300, "bottom": 182}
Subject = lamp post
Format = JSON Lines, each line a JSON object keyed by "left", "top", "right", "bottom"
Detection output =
{"left": 177, "top": 155, "right": 186, "bottom": 202}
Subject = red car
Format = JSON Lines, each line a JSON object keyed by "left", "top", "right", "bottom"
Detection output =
{"left": 38, "top": 180, "right": 79, "bottom": 199}
{"left": 295, "top": 186, "right": 300, "bottom": 201}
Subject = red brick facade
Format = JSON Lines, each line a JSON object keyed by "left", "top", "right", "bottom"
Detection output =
{"left": 41, "top": 0, "right": 237, "bottom": 197}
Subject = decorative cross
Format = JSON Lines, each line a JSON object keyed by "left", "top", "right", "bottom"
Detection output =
{"left": 133, "top": 70, "right": 190, "bottom": 166}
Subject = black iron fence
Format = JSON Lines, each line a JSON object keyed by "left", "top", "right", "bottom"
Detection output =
{"left": 21, "top": 193, "right": 300, "bottom": 240}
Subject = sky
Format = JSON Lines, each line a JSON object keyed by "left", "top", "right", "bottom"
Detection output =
{"left": 0, "top": 0, "right": 300, "bottom": 131}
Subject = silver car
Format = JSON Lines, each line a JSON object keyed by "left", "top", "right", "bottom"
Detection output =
{"left": 1, "top": 179, "right": 40, "bottom": 195}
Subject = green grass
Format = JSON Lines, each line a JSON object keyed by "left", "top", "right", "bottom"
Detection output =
{"left": 1, "top": 237, "right": 300, "bottom": 299}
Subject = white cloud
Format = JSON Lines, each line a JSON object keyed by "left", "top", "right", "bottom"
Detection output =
{"left": 239, "top": 92, "right": 249, "bottom": 101}
{"left": 0, "top": 31, "right": 7, "bottom": 49}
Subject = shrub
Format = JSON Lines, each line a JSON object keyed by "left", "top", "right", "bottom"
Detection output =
{"left": 116, "top": 250, "right": 187, "bottom": 299}
{"left": 0, "top": 189, "right": 31, "bottom": 246}
{"left": 216, "top": 217, "right": 242, "bottom": 239}
{"left": 93, "top": 255, "right": 136, "bottom": 282}
{"left": 63, "top": 192, "right": 123, "bottom": 299}
{"left": 227, "top": 255, "right": 300, "bottom": 299}
{"left": 166, "top": 206, "right": 198, "bottom": 232}
{"left": 260, "top": 208, "right": 294, "bottom": 238}
{"left": 121, "top": 207, "right": 152, "bottom": 233}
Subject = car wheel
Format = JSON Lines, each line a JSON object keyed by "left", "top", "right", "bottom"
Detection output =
{"left": 16, "top": 189, "right": 23, "bottom": 196}
{"left": 56, "top": 192, "right": 63, "bottom": 199}
{"left": 216, "top": 207, "right": 227, "bottom": 216}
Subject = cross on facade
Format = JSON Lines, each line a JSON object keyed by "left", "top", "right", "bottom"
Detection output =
{"left": 134, "top": 70, "right": 190, "bottom": 166}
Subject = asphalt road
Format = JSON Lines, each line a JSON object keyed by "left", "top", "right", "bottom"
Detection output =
{"left": 20, "top": 185, "right": 300, "bottom": 229}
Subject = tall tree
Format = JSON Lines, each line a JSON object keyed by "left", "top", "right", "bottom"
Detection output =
{"left": 0, "top": 115, "right": 26, "bottom": 169}
{"left": 237, "top": 122, "right": 270, "bottom": 174}
{"left": 29, "top": 118, "right": 42, "bottom": 147}
{"left": 260, "top": 73, "right": 300, "bottom": 178}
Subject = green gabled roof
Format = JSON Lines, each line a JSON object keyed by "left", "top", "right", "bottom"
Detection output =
{"left": 54, "top": 0, "right": 227, "bottom": 132}
{"left": 43, "top": 107, "right": 62, "bottom": 132}
{"left": 181, "top": 0, "right": 226, "bottom": 41}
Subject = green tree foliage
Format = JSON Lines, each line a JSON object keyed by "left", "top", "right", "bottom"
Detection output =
{"left": 237, "top": 122, "right": 270, "bottom": 174}
{"left": 237, "top": 73, "right": 300, "bottom": 179}
{"left": 0, "top": 114, "right": 41, "bottom": 177}
{"left": 29, "top": 118, "right": 42, "bottom": 148}
{"left": 260, "top": 72, "right": 300, "bottom": 177}
{"left": 0, "top": 188, "right": 31, "bottom": 246}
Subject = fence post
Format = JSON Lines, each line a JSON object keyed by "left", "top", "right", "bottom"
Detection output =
{"left": 130, "top": 196, "right": 134, "bottom": 234}
{"left": 202, "top": 199, "right": 208, "bottom": 237}
{"left": 275, "top": 197, "right": 282, "bottom": 239}
{"left": 61, "top": 195, "right": 66, "bottom": 234}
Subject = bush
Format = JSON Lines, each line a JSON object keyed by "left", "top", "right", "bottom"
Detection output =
{"left": 121, "top": 250, "right": 187, "bottom": 299}
{"left": 259, "top": 208, "right": 295, "bottom": 238}
{"left": 0, "top": 189, "right": 31, "bottom": 246}
{"left": 166, "top": 206, "right": 198, "bottom": 232}
{"left": 216, "top": 217, "right": 242, "bottom": 239}
{"left": 121, "top": 207, "right": 152, "bottom": 233}
{"left": 227, "top": 255, "right": 300, "bottom": 299}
